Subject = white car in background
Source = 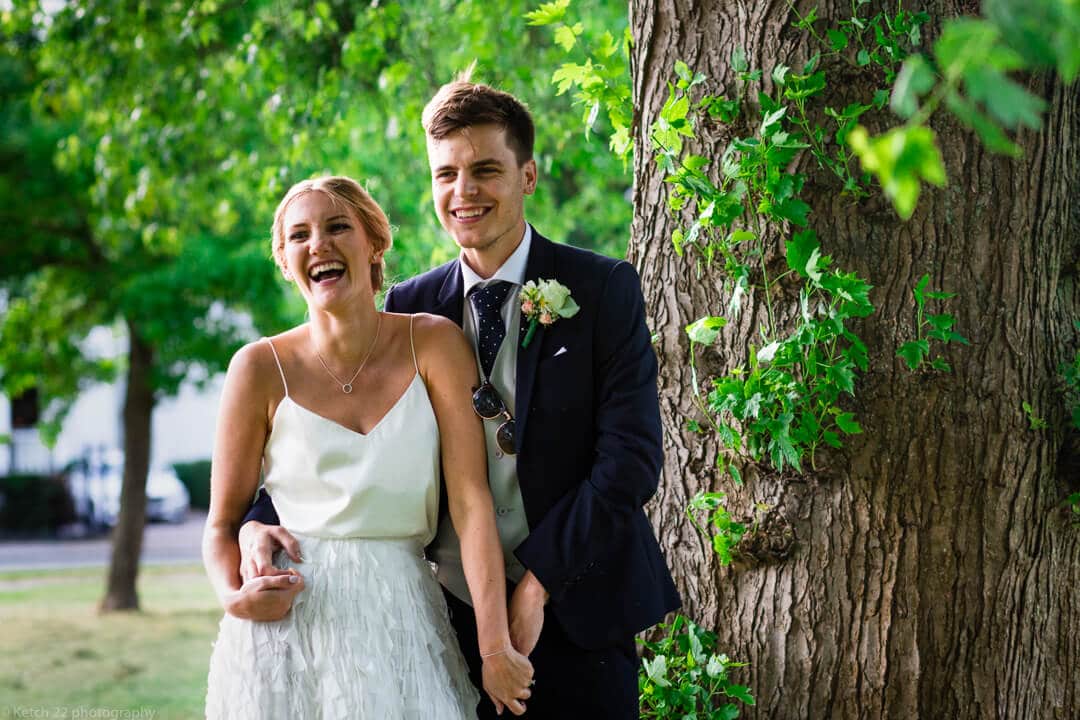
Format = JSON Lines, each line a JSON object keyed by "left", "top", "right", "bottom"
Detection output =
{"left": 67, "top": 448, "right": 190, "bottom": 527}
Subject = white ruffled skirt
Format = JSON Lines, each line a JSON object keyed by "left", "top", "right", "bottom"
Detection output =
{"left": 206, "top": 535, "right": 479, "bottom": 719}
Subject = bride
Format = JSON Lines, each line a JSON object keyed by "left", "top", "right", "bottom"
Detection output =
{"left": 203, "top": 176, "right": 533, "bottom": 718}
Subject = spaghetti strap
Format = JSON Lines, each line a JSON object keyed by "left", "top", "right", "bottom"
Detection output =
{"left": 264, "top": 337, "right": 289, "bottom": 397}
{"left": 408, "top": 315, "right": 419, "bottom": 373}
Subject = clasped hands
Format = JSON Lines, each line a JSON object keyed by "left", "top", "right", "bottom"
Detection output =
{"left": 236, "top": 521, "right": 545, "bottom": 716}
{"left": 227, "top": 521, "right": 306, "bottom": 622}
{"left": 483, "top": 570, "right": 548, "bottom": 715}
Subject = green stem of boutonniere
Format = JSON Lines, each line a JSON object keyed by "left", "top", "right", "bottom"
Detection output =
{"left": 522, "top": 317, "right": 539, "bottom": 348}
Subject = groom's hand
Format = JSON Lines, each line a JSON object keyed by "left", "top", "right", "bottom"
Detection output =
{"left": 508, "top": 571, "right": 548, "bottom": 657}
{"left": 481, "top": 646, "right": 533, "bottom": 716}
{"left": 225, "top": 568, "right": 305, "bottom": 621}
{"left": 238, "top": 521, "right": 302, "bottom": 581}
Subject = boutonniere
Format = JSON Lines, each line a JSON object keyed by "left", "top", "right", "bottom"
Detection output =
{"left": 519, "top": 279, "right": 580, "bottom": 348}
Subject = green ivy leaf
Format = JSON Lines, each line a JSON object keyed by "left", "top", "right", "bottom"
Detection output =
{"left": 643, "top": 655, "right": 672, "bottom": 687}
{"left": 675, "top": 59, "right": 693, "bottom": 85}
{"left": 757, "top": 341, "right": 781, "bottom": 364}
{"left": 964, "top": 65, "right": 1046, "bottom": 130}
{"left": 683, "top": 154, "right": 710, "bottom": 172}
{"left": 760, "top": 106, "right": 787, "bottom": 134}
{"left": 609, "top": 124, "right": 631, "bottom": 156}
{"left": 771, "top": 198, "right": 811, "bottom": 226}
{"left": 935, "top": 18, "right": 1001, "bottom": 81}
{"left": 725, "top": 684, "right": 757, "bottom": 705}
{"left": 804, "top": 247, "right": 823, "bottom": 282}
{"left": 890, "top": 55, "right": 936, "bottom": 119}
{"left": 927, "top": 313, "right": 956, "bottom": 332}
{"left": 835, "top": 412, "right": 863, "bottom": 434}
{"left": 717, "top": 703, "right": 742, "bottom": 720}
{"left": 758, "top": 91, "right": 781, "bottom": 115}
{"left": 828, "top": 363, "right": 856, "bottom": 395}
{"left": 827, "top": 28, "right": 849, "bottom": 51}
{"left": 524, "top": 0, "right": 570, "bottom": 26}
{"left": 913, "top": 273, "right": 930, "bottom": 310}
{"left": 783, "top": 70, "right": 826, "bottom": 100}
{"left": 728, "top": 268, "right": 750, "bottom": 316}
{"left": 848, "top": 125, "right": 947, "bottom": 220}
{"left": 785, "top": 229, "right": 819, "bottom": 278}
{"left": 897, "top": 339, "right": 930, "bottom": 369}
{"left": 794, "top": 6, "right": 818, "bottom": 30}
{"left": 1022, "top": 401, "right": 1049, "bottom": 430}
{"left": 661, "top": 93, "right": 691, "bottom": 123}
{"left": 843, "top": 333, "right": 870, "bottom": 371}
{"left": 551, "top": 62, "right": 590, "bottom": 94}
{"left": 718, "top": 423, "right": 742, "bottom": 451}
{"left": 728, "top": 463, "right": 743, "bottom": 485}
{"left": 686, "top": 316, "right": 728, "bottom": 345}
{"left": 930, "top": 357, "right": 953, "bottom": 372}
{"left": 820, "top": 271, "right": 874, "bottom": 316}
{"left": 768, "top": 429, "right": 801, "bottom": 471}
{"left": 554, "top": 23, "right": 582, "bottom": 52}
{"left": 731, "top": 46, "right": 748, "bottom": 72}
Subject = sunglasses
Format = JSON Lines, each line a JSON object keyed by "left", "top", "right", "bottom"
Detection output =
{"left": 472, "top": 381, "right": 516, "bottom": 455}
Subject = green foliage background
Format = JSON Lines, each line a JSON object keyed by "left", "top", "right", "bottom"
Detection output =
{"left": 0, "top": 0, "right": 632, "bottom": 424}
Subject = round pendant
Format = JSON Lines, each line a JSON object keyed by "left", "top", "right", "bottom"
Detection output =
{"left": 342, "top": 384, "right": 353, "bottom": 394}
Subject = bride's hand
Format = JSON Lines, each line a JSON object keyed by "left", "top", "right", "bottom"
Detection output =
{"left": 481, "top": 646, "right": 534, "bottom": 716}
{"left": 238, "top": 521, "right": 302, "bottom": 581}
{"left": 224, "top": 568, "right": 305, "bottom": 621}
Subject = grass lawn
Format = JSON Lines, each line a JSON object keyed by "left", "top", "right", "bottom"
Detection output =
{"left": 0, "top": 563, "right": 221, "bottom": 720}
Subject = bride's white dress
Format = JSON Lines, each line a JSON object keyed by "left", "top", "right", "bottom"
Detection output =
{"left": 206, "top": 332, "right": 479, "bottom": 719}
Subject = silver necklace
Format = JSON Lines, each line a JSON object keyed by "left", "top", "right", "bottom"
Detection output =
{"left": 312, "top": 314, "right": 382, "bottom": 394}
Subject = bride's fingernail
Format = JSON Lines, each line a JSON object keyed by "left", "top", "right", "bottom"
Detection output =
{"left": 289, "top": 575, "right": 299, "bottom": 583}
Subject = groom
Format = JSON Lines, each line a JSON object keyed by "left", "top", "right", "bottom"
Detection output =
{"left": 242, "top": 76, "right": 680, "bottom": 718}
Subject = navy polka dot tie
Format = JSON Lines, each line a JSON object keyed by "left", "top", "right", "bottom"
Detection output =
{"left": 469, "top": 281, "right": 513, "bottom": 379}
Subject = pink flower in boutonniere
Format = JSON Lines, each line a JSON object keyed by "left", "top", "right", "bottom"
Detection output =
{"left": 519, "top": 279, "right": 579, "bottom": 348}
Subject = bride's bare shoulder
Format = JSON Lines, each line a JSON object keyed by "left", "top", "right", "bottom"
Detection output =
{"left": 227, "top": 327, "right": 305, "bottom": 389}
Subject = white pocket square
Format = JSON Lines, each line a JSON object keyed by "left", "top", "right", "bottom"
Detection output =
{"left": 553, "top": 346, "right": 568, "bottom": 357}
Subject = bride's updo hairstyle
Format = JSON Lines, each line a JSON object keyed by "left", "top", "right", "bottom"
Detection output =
{"left": 271, "top": 175, "right": 393, "bottom": 292}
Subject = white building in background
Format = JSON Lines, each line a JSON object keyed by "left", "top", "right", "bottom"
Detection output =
{"left": 0, "top": 377, "right": 224, "bottom": 476}
{"left": 0, "top": 324, "right": 225, "bottom": 476}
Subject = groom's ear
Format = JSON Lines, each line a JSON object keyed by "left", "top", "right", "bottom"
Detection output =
{"left": 522, "top": 158, "right": 538, "bottom": 196}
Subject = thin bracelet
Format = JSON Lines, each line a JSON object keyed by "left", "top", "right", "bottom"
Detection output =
{"left": 480, "top": 648, "right": 508, "bottom": 659}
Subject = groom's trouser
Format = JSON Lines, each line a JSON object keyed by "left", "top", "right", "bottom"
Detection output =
{"left": 443, "top": 586, "right": 639, "bottom": 719}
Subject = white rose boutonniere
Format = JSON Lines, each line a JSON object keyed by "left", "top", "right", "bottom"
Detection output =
{"left": 519, "top": 279, "right": 580, "bottom": 348}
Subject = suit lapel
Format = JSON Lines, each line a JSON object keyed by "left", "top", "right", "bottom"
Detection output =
{"left": 514, "top": 230, "right": 555, "bottom": 449}
{"left": 432, "top": 262, "right": 465, "bottom": 328}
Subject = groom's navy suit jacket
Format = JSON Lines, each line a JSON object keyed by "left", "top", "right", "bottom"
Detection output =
{"left": 384, "top": 230, "right": 680, "bottom": 650}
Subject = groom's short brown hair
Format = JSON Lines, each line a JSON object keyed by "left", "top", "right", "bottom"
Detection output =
{"left": 422, "top": 66, "right": 535, "bottom": 166}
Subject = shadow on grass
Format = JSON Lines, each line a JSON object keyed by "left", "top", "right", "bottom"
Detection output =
{"left": 0, "top": 563, "right": 220, "bottom": 720}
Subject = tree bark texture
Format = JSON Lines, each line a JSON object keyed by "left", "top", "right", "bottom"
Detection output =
{"left": 629, "top": 1, "right": 1080, "bottom": 718}
{"left": 99, "top": 320, "right": 154, "bottom": 612}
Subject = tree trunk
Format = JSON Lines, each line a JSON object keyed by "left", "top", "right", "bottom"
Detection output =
{"left": 629, "top": 1, "right": 1080, "bottom": 717}
{"left": 99, "top": 320, "right": 155, "bottom": 612}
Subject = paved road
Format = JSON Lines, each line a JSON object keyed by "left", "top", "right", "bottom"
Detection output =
{"left": 0, "top": 511, "right": 207, "bottom": 571}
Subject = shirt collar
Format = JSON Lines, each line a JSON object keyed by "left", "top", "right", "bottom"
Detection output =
{"left": 459, "top": 224, "right": 532, "bottom": 297}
